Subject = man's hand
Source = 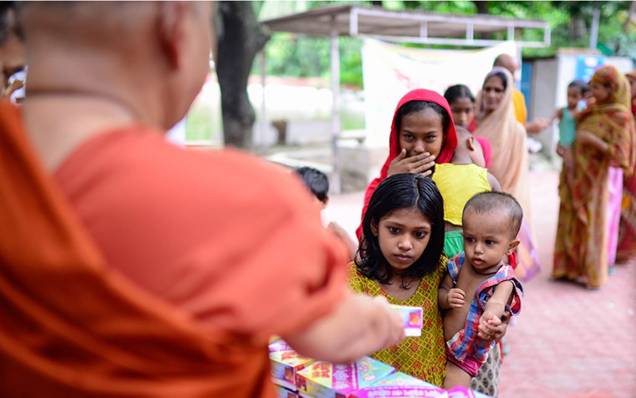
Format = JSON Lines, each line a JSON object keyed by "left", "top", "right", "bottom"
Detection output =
{"left": 372, "top": 295, "right": 406, "bottom": 350}
{"left": 2, "top": 78, "right": 23, "bottom": 99}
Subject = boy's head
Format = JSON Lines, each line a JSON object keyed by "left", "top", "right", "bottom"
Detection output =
{"left": 462, "top": 192, "right": 522, "bottom": 271}
{"left": 451, "top": 126, "right": 485, "bottom": 167}
{"left": 567, "top": 80, "right": 587, "bottom": 109}
{"left": 295, "top": 166, "right": 329, "bottom": 206}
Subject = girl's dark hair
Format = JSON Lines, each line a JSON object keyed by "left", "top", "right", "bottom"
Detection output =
{"left": 484, "top": 71, "right": 508, "bottom": 91}
{"left": 355, "top": 173, "right": 445, "bottom": 286}
{"left": 395, "top": 100, "right": 450, "bottom": 135}
{"left": 444, "top": 84, "right": 475, "bottom": 105}
{"left": 568, "top": 79, "right": 588, "bottom": 96}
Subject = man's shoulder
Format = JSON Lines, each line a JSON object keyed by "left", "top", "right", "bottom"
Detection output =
{"left": 123, "top": 130, "right": 300, "bottom": 189}
{"left": 59, "top": 129, "right": 312, "bottom": 216}
{"left": 124, "top": 131, "right": 291, "bottom": 181}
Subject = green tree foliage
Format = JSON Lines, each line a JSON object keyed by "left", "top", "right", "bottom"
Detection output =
{"left": 263, "top": 34, "right": 363, "bottom": 86}
{"left": 257, "top": 1, "right": 636, "bottom": 87}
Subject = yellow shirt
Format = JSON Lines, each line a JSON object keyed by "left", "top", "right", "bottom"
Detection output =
{"left": 348, "top": 259, "right": 448, "bottom": 386}
{"left": 512, "top": 89, "right": 528, "bottom": 125}
{"left": 432, "top": 163, "right": 491, "bottom": 226}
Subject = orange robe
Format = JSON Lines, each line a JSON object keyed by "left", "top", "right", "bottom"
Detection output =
{"left": 0, "top": 101, "right": 347, "bottom": 397}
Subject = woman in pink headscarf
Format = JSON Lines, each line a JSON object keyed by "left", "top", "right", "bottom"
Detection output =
{"left": 356, "top": 89, "right": 458, "bottom": 239}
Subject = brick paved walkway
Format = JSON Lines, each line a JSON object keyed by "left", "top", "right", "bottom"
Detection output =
{"left": 498, "top": 171, "right": 636, "bottom": 398}
{"left": 328, "top": 169, "right": 636, "bottom": 398}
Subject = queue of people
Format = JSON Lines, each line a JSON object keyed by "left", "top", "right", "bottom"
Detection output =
{"left": 0, "top": 2, "right": 634, "bottom": 398}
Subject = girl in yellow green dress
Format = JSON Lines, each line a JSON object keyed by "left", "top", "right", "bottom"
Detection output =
{"left": 349, "top": 173, "right": 448, "bottom": 386}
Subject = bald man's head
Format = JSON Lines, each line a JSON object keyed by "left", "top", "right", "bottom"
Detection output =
{"left": 20, "top": 3, "right": 146, "bottom": 47}
{"left": 19, "top": 2, "right": 214, "bottom": 130}
{"left": 493, "top": 53, "right": 518, "bottom": 76}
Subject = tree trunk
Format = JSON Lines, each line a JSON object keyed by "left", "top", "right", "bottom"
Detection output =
{"left": 623, "top": 0, "right": 636, "bottom": 32}
{"left": 216, "top": 2, "right": 270, "bottom": 148}
{"left": 570, "top": 16, "right": 587, "bottom": 42}
{"left": 473, "top": 1, "right": 489, "bottom": 14}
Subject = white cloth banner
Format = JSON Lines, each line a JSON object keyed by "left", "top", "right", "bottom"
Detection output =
{"left": 362, "top": 39, "right": 517, "bottom": 147}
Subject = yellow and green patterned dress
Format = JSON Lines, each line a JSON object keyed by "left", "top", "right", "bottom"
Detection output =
{"left": 348, "top": 258, "right": 447, "bottom": 386}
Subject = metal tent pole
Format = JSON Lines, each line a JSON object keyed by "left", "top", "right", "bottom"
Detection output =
{"left": 330, "top": 16, "right": 341, "bottom": 193}
{"left": 259, "top": 50, "right": 267, "bottom": 148}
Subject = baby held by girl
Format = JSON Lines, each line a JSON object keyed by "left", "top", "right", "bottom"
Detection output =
{"left": 352, "top": 172, "right": 523, "bottom": 390}
{"left": 439, "top": 192, "right": 524, "bottom": 389}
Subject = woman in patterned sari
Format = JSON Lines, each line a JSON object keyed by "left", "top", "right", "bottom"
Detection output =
{"left": 616, "top": 70, "right": 636, "bottom": 263}
{"left": 553, "top": 65, "right": 636, "bottom": 288}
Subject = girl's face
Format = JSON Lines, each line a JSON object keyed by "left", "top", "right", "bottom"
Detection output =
{"left": 398, "top": 108, "right": 444, "bottom": 158}
{"left": 590, "top": 82, "right": 611, "bottom": 104}
{"left": 450, "top": 97, "right": 475, "bottom": 128}
{"left": 566, "top": 86, "right": 583, "bottom": 110}
{"left": 374, "top": 207, "right": 432, "bottom": 272}
{"left": 482, "top": 75, "right": 506, "bottom": 114}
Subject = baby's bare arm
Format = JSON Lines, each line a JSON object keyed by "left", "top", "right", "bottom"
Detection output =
{"left": 483, "top": 280, "right": 514, "bottom": 317}
{"left": 479, "top": 281, "right": 515, "bottom": 340}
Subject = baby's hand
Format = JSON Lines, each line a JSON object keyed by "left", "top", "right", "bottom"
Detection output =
{"left": 447, "top": 288, "right": 465, "bottom": 308}
{"left": 478, "top": 311, "right": 502, "bottom": 340}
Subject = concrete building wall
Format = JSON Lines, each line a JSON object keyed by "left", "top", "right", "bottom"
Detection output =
{"left": 530, "top": 58, "right": 559, "bottom": 157}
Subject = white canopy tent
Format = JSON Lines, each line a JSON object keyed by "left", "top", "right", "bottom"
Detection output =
{"left": 261, "top": 5, "right": 550, "bottom": 192}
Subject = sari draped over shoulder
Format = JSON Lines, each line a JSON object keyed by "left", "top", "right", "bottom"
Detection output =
{"left": 475, "top": 68, "right": 539, "bottom": 280}
{"left": 475, "top": 68, "right": 531, "bottom": 215}
{"left": 553, "top": 65, "right": 636, "bottom": 287}
{"left": 0, "top": 101, "right": 347, "bottom": 397}
{"left": 617, "top": 70, "right": 636, "bottom": 262}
